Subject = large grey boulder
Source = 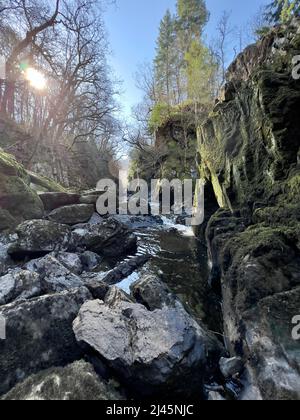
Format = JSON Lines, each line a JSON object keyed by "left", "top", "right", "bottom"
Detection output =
{"left": 2, "top": 360, "right": 123, "bottom": 401}
{"left": 73, "top": 218, "right": 137, "bottom": 258}
{"left": 8, "top": 220, "right": 74, "bottom": 259}
{"left": 0, "top": 287, "right": 92, "bottom": 395}
{"left": 48, "top": 204, "right": 94, "bottom": 226}
{"left": 25, "top": 255, "right": 84, "bottom": 293}
{"left": 38, "top": 192, "right": 80, "bottom": 211}
{"left": 73, "top": 280, "right": 223, "bottom": 398}
{"left": 0, "top": 269, "right": 41, "bottom": 305}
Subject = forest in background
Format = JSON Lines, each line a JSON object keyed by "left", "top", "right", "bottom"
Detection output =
{"left": 0, "top": 0, "right": 299, "bottom": 184}
{"left": 128, "top": 0, "right": 300, "bottom": 182}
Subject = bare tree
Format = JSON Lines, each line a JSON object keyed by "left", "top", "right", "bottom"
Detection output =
{"left": 212, "top": 11, "right": 235, "bottom": 89}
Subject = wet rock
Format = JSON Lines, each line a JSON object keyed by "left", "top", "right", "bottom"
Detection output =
{"left": 7, "top": 220, "right": 74, "bottom": 259}
{"left": 53, "top": 252, "right": 83, "bottom": 275}
{"left": 112, "top": 215, "right": 163, "bottom": 229}
{"left": 0, "top": 287, "right": 92, "bottom": 395}
{"left": 38, "top": 192, "right": 80, "bottom": 211}
{"left": 73, "top": 287, "right": 223, "bottom": 398}
{"left": 73, "top": 218, "right": 137, "bottom": 258}
{"left": 208, "top": 391, "right": 226, "bottom": 401}
{"left": 207, "top": 215, "right": 300, "bottom": 400}
{"left": 219, "top": 357, "right": 244, "bottom": 379}
{"left": 25, "top": 255, "right": 84, "bottom": 293}
{"left": 241, "top": 287, "right": 300, "bottom": 400}
{"left": 80, "top": 251, "right": 103, "bottom": 272}
{"left": 131, "top": 274, "right": 177, "bottom": 310}
{"left": 0, "top": 270, "right": 41, "bottom": 305}
{"left": 84, "top": 279, "right": 110, "bottom": 300}
{"left": 48, "top": 204, "right": 94, "bottom": 225}
{"left": 1, "top": 360, "right": 123, "bottom": 401}
{"left": 97, "top": 255, "right": 150, "bottom": 286}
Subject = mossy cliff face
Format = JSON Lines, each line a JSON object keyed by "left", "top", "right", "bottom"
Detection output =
{"left": 201, "top": 20, "right": 300, "bottom": 400}
{"left": 0, "top": 149, "right": 44, "bottom": 232}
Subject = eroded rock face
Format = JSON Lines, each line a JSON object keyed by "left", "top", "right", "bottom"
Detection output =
{"left": 1, "top": 360, "right": 123, "bottom": 401}
{"left": 48, "top": 204, "right": 94, "bottom": 225}
{"left": 73, "top": 279, "right": 223, "bottom": 398}
{"left": 8, "top": 220, "right": 74, "bottom": 259}
{"left": 0, "top": 287, "right": 92, "bottom": 395}
{"left": 38, "top": 192, "right": 80, "bottom": 211}
{"left": 200, "top": 21, "right": 300, "bottom": 400}
{"left": 73, "top": 218, "right": 137, "bottom": 258}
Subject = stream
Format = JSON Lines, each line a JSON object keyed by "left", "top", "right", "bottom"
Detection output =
{"left": 116, "top": 216, "right": 223, "bottom": 336}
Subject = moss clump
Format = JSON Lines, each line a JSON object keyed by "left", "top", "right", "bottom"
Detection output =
{"left": 0, "top": 174, "right": 44, "bottom": 220}
{"left": 286, "top": 173, "right": 300, "bottom": 203}
{"left": 0, "top": 149, "right": 29, "bottom": 181}
{"left": 28, "top": 171, "right": 68, "bottom": 193}
{"left": 225, "top": 223, "right": 299, "bottom": 262}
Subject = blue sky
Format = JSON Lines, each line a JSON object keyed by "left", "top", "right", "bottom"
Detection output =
{"left": 104, "top": 0, "right": 270, "bottom": 119}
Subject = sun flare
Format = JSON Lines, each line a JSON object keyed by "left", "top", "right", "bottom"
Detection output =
{"left": 25, "top": 67, "right": 47, "bottom": 90}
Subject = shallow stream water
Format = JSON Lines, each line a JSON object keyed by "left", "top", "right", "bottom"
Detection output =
{"left": 117, "top": 217, "right": 223, "bottom": 335}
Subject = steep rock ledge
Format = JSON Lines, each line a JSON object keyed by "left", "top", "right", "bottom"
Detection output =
{"left": 199, "top": 20, "right": 300, "bottom": 400}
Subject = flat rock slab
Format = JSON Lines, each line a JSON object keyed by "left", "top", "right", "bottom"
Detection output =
{"left": 1, "top": 360, "right": 123, "bottom": 401}
{"left": 0, "top": 287, "right": 91, "bottom": 395}
{"left": 38, "top": 192, "right": 80, "bottom": 211}
{"left": 48, "top": 204, "right": 94, "bottom": 225}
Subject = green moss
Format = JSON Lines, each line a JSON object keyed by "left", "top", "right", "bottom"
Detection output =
{"left": 0, "top": 149, "right": 29, "bottom": 181}
{"left": 0, "top": 174, "right": 44, "bottom": 220}
{"left": 286, "top": 173, "right": 300, "bottom": 202}
{"left": 28, "top": 171, "right": 68, "bottom": 193}
{"left": 225, "top": 223, "right": 300, "bottom": 262}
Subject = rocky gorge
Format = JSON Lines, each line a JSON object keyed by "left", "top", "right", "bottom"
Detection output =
{"left": 0, "top": 19, "right": 299, "bottom": 401}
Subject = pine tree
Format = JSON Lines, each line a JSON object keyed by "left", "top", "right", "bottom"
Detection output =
{"left": 266, "top": 0, "right": 300, "bottom": 24}
{"left": 177, "top": 0, "right": 209, "bottom": 43}
{"left": 185, "top": 40, "right": 217, "bottom": 114}
{"left": 154, "top": 10, "right": 178, "bottom": 106}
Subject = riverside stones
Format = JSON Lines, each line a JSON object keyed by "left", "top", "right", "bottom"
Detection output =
{"left": 48, "top": 204, "right": 94, "bottom": 225}
{"left": 0, "top": 270, "right": 41, "bottom": 306}
{"left": 73, "top": 277, "right": 223, "bottom": 398}
{"left": 0, "top": 287, "right": 92, "bottom": 395}
{"left": 7, "top": 220, "right": 74, "bottom": 259}
{"left": 38, "top": 192, "right": 81, "bottom": 211}
{"left": 1, "top": 360, "right": 123, "bottom": 401}
{"left": 72, "top": 218, "right": 137, "bottom": 258}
